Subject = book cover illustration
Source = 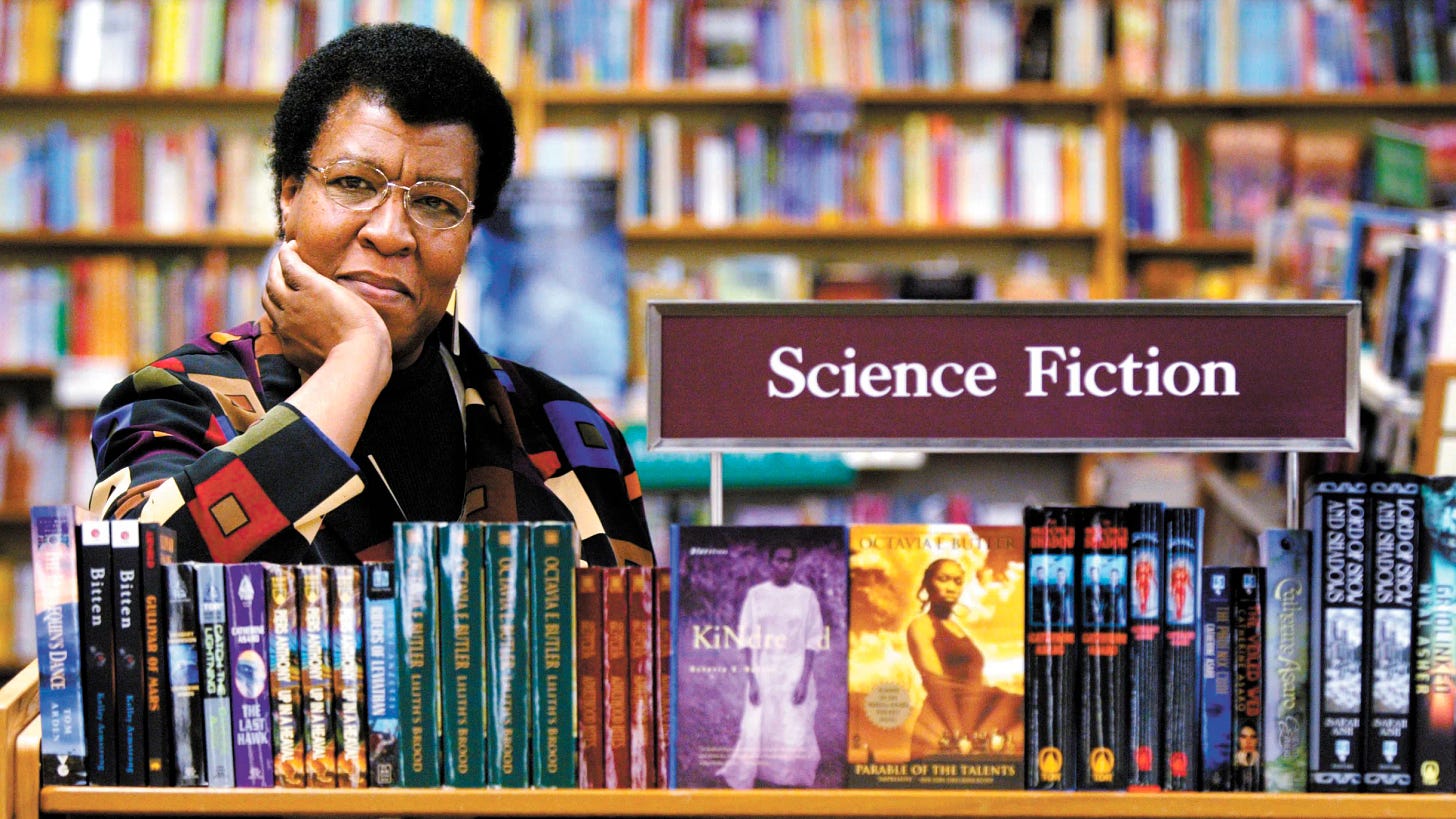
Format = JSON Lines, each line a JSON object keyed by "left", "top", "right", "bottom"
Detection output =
{"left": 195, "top": 563, "right": 234, "bottom": 788}
{"left": 30, "top": 505, "right": 89, "bottom": 785}
{"left": 1260, "top": 528, "right": 1311, "bottom": 793}
{"left": 1077, "top": 507, "right": 1129, "bottom": 790}
{"left": 847, "top": 523, "right": 1021, "bottom": 789}
{"left": 363, "top": 561, "right": 399, "bottom": 787}
{"left": 78, "top": 518, "right": 116, "bottom": 785}
{"left": 331, "top": 565, "right": 366, "bottom": 788}
{"left": 1201, "top": 567, "right": 1234, "bottom": 792}
{"left": 672, "top": 525, "right": 849, "bottom": 790}
{"left": 1026, "top": 506, "right": 1077, "bottom": 790}
{"left": 1231, "top": 567, "right": 1266, "bottom": 792}
{"left": 224, "top": 562, "right": 273, "bottom": 788}
{"left": 1415, "top": 477, "right": 1456, "bottom": 792}
{"left": 1162, "top": 507, "right": 1203, "bottom": 791}
{"left": 165, "top": 562, "right": 205, "bottom": 786}
{"left": 265, "top": 563, "right": 305, "bottom": 788}
{"left": 1363, "top": 476, "right": 1421, "bottom": 792}
{"left": 109, "top": 520, "right": 146, "bottom": 785}
{"left": 298, "top": 564, "right": 335, "bottom": 788}
{"left": 1126, "top": 502, "right": 1165, "bottom": 792}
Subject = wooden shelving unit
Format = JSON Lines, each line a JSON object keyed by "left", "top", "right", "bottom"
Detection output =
{"left": 0, "top": 229, "right": 276, "bottom": 250}
{"left": 1124, "top": 234, "right": 1257, "bottom": 256}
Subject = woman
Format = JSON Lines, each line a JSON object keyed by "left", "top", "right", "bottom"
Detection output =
{"left": 87, "top": 23, "right": 652, "bottom": 567}
{"left": 905, "top": 558, "right": 1021, "bottom": 758}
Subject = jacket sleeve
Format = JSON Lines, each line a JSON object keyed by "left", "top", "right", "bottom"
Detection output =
{"left": 88, "top": 363, "right": 364, "bottom": 563}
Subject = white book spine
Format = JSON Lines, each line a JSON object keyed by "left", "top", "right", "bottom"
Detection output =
{"left": 648, "top": 112, "right": 681, "bottom": 227}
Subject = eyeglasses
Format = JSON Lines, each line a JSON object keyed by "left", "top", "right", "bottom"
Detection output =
{"left": 307, "top": 159, "right": 476, "bottom": 230}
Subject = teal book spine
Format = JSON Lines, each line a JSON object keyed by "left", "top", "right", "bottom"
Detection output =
{"left": 530, "top": 521, "right": 577, "bottom": 787}
{"left": 438, "top": 521, "right": 487, "bottom": 787}
{"left": 395, "top": 521, "right": 442, "bottom": 787}
{"left": 485, "top": 522, "right": 531, "bottom": 787}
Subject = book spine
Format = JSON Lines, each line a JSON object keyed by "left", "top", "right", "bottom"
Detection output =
{"left": 1363, "top": 476, "right": 1420, "bottom": 792}
{"left": 224, "top": 562, "right": 273, "bottom": 788}
{"left": 1126, "top": 501, "right": 1165, "bottom": 792}
{"left": 1414, "top": 477, "right": 1456, "bottom": 792}
{"left": 298, "top": 564, "right": 335, "bottom": 788}
{"left": 1162, "top": 507, "right": 1204, "bottom": 790}
{"left": 78, "top": 519, "right": 117, "bottom": 785}
{"left": 1232, "top": 566, "right": 1266, "bottom": 791}
{"left": 195, "top": 562, "right": 234, "bottom": 788}
{"left": 1307, "top": 474, "right": 1370, "bottom": 792}
{"left": 530, "top": 521, "right": 577, "bottom": 787}
{"left": 485, "top": 521, "right": 531, "bottom": 787}
{"left": 1077, "top": 506, "right": 1130, "bottom": 790}
{"left": 577, "top": 566, "right": 607, "bottom": 789}
{"left": 627, "top": 565, "right": 657, "bottom": 788}
{"left": 331, "top": 565, "right": 366, "bottom": 788}
{"left": 265, "top": 563, "right": 305, "bottom": 788}
{"left": 1024, "top": 505, "right": 1077, "bottom": 790}
{"left": 364, "top": 561, "right": 400, "bottom": 787}
{"left": 165, "top": 562, "right": 205, "bottom": 786}
{"left": 1261, "top": 529, "right": 1312, "bottom": 793}
{"left": 654, "top": 565, "right": 672, "bottom": 789}
{"left": 108, "top": 520, "right": 146, "bottom": 786}
{"left": 1200, "top": 566, "right": 1235, "bottom": 792}
{"left": 439, "top": 521, "right": 486, "bottom": 787}
{"left": 141, "top": 522, "right": 176, "bottom": 786}
{"left": 30, "top": 505, "right": 89, "bottom": 785}
{"left": 395, "top": 521, "right": 441, "bottom": 787}
{"left": 602, "top": 565, "right": 632, "bottom": 788}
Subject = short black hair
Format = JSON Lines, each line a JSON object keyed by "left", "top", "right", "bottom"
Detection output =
{"left": 269, "top": 22, "right": 516, "bottom": 232}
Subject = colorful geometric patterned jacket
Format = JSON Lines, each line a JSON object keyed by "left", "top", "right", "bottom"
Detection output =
{"left": 88, "top": 315, "right": 654, "bottom": 567}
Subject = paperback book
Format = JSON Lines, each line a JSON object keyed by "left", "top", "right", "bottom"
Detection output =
{"left": 530, "top": 521, "right": 578, "bottom": 788}
{"left": 1162, "top": 507, "right": 1204, "bottom": 791}
{"left": 363, "top": 562, "right": 399, "bottom": 787}
{"left": 1126, "top": 502, "right": 1165, "bottom": 792}
{"left": 331, "top": 565, "right": 366, "bottom": 788}
{"left": 394, "top": 521, "right": 441, "bottom": 787}
{"left": 165, "top": 563, "right": 205, "bottom": 786}
{"left": 1363, "top": 476, "right": 1421, "bottom": 792}
{"left": 1076, "top": 508, "right": 1129, "bottom": 790}
{"left": 78, "top": 519, "right": 116, "bottom": 785}
{"left": 1201, "top": 567, "right": 1234, "bottom": 791}
{"left": 1025, "top": 507, "right": 1077, "bottom": 790}
{"left": 109, "top": 520, "right": 145, "bottom": 785}
{"left": 224, "top": 562, "right": 273, "bottom": 788}
{"left": 438, "top": 522, "right": 486, "bottom": 787}
{"left": 1260, "top": 529, "right": 1312, "bottom": 793}
{"left": 577, "top": 566, "right": 606, "bottom": 788}
{"left": 30, "top": 505, "right": 89, "bottom": 785}
{"left": 485, "top": 521, "right": 531, "bottom": 787}
{"left": 1231, "top": 567, "right": 1265, "bottom": 792}
{"left": 1414, "top": 477, "right": 1456, "bottom": 792}
{"left": 297, "top": 565, "right": 335, "bottom": 788}
{"left": 265, "top": 563, "right": 305, "bottom": 788}
{"left": 196, "top": 563, "right": 233, "bottom": 788}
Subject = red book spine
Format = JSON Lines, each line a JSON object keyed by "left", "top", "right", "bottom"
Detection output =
{"left": 576, "top": 567, "right": 606, "bottom": 788}
{"left": 601, "top": 567, "right": 631, "bottom": 788}
{"left": 627, "top": 567, "right": 657, "bottom": 788}
{"left": 653, "top": 566, "right": 671, "bottom": 788}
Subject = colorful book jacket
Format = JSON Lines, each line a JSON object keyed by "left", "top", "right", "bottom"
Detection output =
{"left": 654, "top": 566, "right": 672, "bottom": 788}
{"left": 30, "top": 505, "right": 89, "bottom": 785}
{"left": 331, "top": 565, "right": 366, "bottom": 788}
{"left": 485, "top": 521, "right": 531, "bottom": 787}
{"left": 577, "top": 566, "right": 606, "bottom": 788}
{"left": 1126, "top": 502, "right": 1165, "bottom": 792}
{"left": 1231, "top": 567, "right": 1265, "bottom": 792}
{"left": 195, "top": 563, "right": 234, "bottom": 788}
{"left": 1363, "top": 476, "right": 1420, "bottom": 792}
{"left": 1260, "top": 529, "right": 1311, "bottom": 793}
{"left": 628, "top": 565, "right": 657, "bottom": 788}
{"left": 109, "top": 520, "right": 146, "bottom": 785}
{"left": 395, "top": 521, "right": 442, "bottom": 787}
{"left": 364, "top": 561, "right": 399, "bottom": 787}
{"left": 1307, "top": 474, "right": 1370, "bottom": 792}
{"left": 166, "top": 563, "right": 205, "bottom": 786}
{"left": 78, "top": 519, "right": 116, "bottom": 785}
{"left": 674, "top": 525, "right": 849, "bottom": 789}
{"left": 1414, "top": 477, "right": 1456, "bottom": 792}
{"left": 1162, "top": 507, "right": 1203, "bottom": 790}
{"left": 1077, "top": 507, "right": 1130, "bottom": 790}
{"left": 265, "top": 564, "right": 305, "bottom": 788}
{"left": 1201, "top": 567, "right": 1234, "bottom": 791}
{"left": 1025, "top": 507, "right": 1077, "bottom": 790}
{"left": 141, "top": 522, "right": 176, "bottom": 785}
{"left": 224, "top": 562, "right": 274, "bottom": 788}
{"left": 298, "top": 564, "right": 335, "bottom": 788}
{"left": 438, "top": 522, "right": 486, "bottom": 787}
{"left": 530, "top": 521, "right": 578, "bottom": 787}
{"left": 602, "top": 566, "right": 630, "bottom": 788}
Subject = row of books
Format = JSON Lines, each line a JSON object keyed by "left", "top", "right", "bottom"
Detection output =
{"left": 0, "top": 252, "right": 262, "bottom": 366}
{"left": 533, "top": 0, "right": 1104, "bottom": 91}
{"left": 0, "top": 0, "right": 523, "bottom": 92}
{"left": 1119, "top": 0, "right": 1456, "bottom": 95}
{"left": 615, "top": 113, "right": 1107, "bottom": 231}
{"left": 0, "top": 123, "right": 273, "bottom": 236}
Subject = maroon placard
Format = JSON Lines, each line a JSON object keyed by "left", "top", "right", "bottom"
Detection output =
{"left": 647, "top": 301, "right": 1358, "bottom": 452}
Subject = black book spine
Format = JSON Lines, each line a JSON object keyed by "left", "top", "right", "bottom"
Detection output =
{"left": 1413, "top": 477, "right": 1456, "bottom": 792}
{"left": 1024, "top": 505, "right": 1078, "bottom": 790}
{"left": 1126, "top": 502, "right": 1165, "bottom": 791}
{"left": 1363, "top": 475, "right": 1421, "bottom": 792}
{"left": 1161, "top": 507, "right": 1204, "bottom": 791}
{"left": 166, "top": 562, "right": 206, "bottom": 786}
{"left": 109, "top": 521, "right": 146, "bottom": 786}
{"left": 140, "top": 523, "right": 175, "bottom": 786}
{"left": 1077, "top": 507, "right": 1130, "bottom": 790}
{"left": 1231, "top": 567, "right": 1266, "bottom": 792}
{"left": 78, "top": 521, "right": 117, "bottom": 785}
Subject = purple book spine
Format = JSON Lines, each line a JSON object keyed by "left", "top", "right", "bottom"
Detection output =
{"left": 226, "top": 563, "right": 274, "bottom": 787}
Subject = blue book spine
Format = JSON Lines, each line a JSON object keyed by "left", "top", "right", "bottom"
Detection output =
{"left": 224, "top": 562, "right": 274, "bottom": 788}
{"left": 1201, "top": 566, "right": 1235, "bottom": 791}
{"left": 364, "top": 562, "right": 399, "bottom": 787}
{"left": 196, "top": 563, "right": 234, "bottom": 788}
{"left": 165, "top": 562, "right": 204, "bottom": 786}
{"left": 30, "top": 505, "right": 89, "bottom": 785}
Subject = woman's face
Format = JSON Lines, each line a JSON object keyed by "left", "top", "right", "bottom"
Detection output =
{"left": 925, "top": 561, "right": 965, "bottom": 606}
{"left": 278, "top": 88, "right": 480, "bottom": 367}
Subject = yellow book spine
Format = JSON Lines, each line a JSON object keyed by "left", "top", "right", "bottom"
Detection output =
{"left": 903, "top": 112, "right": 932, "bottom": 227}
{"left": 22, "top": 0, "right": 63, "bottom": 89}
{"left": 1061, "top": 123, "right": 1082, "bottom": 228}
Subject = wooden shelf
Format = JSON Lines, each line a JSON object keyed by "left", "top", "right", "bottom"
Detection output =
{"left": 34, "top": 787, "right": 1456, "bottom": 818}
{"left": 0, "top": 230, "right": 276, "bottom": 250}
{"left": 1124, "top": 234, "right": 1257, "bottom": 255}
{"left": 623, "top": 223, "right": 1101, "bottom": 242}
{"left": 0, "top": 367, "right": 55, "bottom": 382}
{"left": 0, "top": 87, "right": 284, "bottom": 106}
{"left": 1131, "top": 88, "right": 1456, "bottom": 109}
{"left": 540, "top": 82, "right": 1109, "bottom": 107}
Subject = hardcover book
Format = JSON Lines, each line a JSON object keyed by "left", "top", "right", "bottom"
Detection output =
{"left": 1201, "top": 567, "right": 1235, "bottom": 792}
{"left": 195, "top": 562, "right": 234, "bottom": 788}
{"left": 165, "top": 562, "right": 205, "bottom": 786}
{"left": 1414, "top": 477, "right": 1456, "bottom": 792}
{"left": 109, "top": 520, "right": 146, "bottom": 785}
{"left": 628, "top": 565, "right": 657, "bottom": 788}
{"left": 30, "top": 505, "right": 89, "bottom": 785}
{"left": 363, "top": 561, "right": 399, "bottom": 787}
{"left": 331, "top": 565, "right": 366, "bottom": 788}
{"left": 297, "top": 565, "right": 335, "bottom": 788}
{"left": 1260, "top": 529, "right": 1312, "bottom": 793}
{"left": 485, "top": 521, "right": 531, "bottom": 787}
{"left": 394, "top": 521, "right": 441, "bottom": 787}
{"left": 224, "top": 562, "right": 273, "bottom": 788}
{"left": 1231, "top": 567, "right": 1266, "bottom": 792}
{"left": 438, "top": 521, "right": 486, "bottom": 787}
{"left": 265, "top": 563, "right": 305, "bottom": 788}
{"left": 1162, "top": 507, "right": 1204, "bottom": 790}
{"left": 673, "top": 525, "right": 849, "bottom": 789}
{"left": 1307, "top": 474, "right": 1370, "bottom": 792}
{"left": 78, "top": 519, "right": 116, "bottom": 785}
{"left": 577, "top": 566, "right": 606, "bottom": 788}
{"left": 1126, "top": 502, "right": 1165, "bottom": 791}
{"left": 140, "top": 522, "right": 176, "bottom": 786}
{"left": 1025, "top": 507, "right": 1077, "bottom": 790}
{"left": 530, "top": 521, "right": 578, "bottom": 788}
{"left": 1077, "top": 507, "right": 1130, "bottom": 790}
{"left": 1363, "top": 476, "right": 1421, "bottom": 792}
{"left": 602, "top": 566, "right": 630, "bottom": 788}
